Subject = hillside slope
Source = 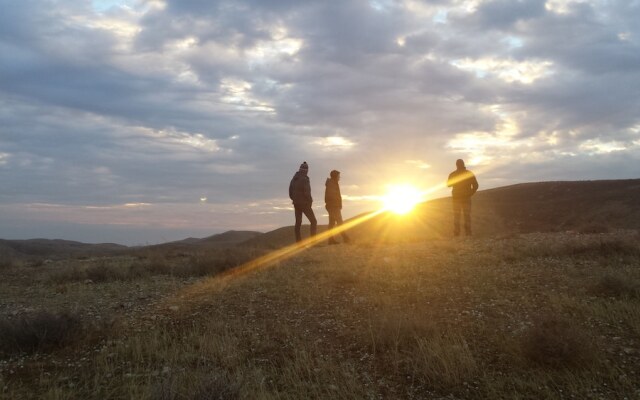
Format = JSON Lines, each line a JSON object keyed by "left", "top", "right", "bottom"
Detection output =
{"left": 0, "top": 239, "right": 127, "bottom": 259}
{"left": 6, "top": 232, "right": 638, "bottom": 398}
{"left": 244, "top": 179, "right": 640, "bottom": 247}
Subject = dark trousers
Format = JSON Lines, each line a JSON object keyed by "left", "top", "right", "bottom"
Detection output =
{"left": 326, "top": 207, "right": 350, "bottom": 243}
{"left": 294, "top": 204, "right": 317, "bottom": 242}
{"left": 452, "top": 197, "right": 472, "bottom": 236}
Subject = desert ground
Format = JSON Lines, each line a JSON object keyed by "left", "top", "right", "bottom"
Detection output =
{"left": 1, "top": 230, "right": 639, "bottom": 399}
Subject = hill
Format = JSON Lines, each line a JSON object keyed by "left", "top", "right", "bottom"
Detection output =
{"left": 2, "top": 231, "right": 639, "bottom": 398}
{"left": 2, "top": 179, "right": 638, "bottom": 255}
{"left": 0, "top": 238, "right": 127, "bottom": 259}
{"left": 147, "top": 230, "right": 263, "bottom": 250}
{"left": 244, "top": 179, "right": 640, "bottom": 247}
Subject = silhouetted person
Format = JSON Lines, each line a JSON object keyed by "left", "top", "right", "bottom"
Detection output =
{"left": 325, "top": 170, "right": 351, "bottom": 245}
{"left": 289, "top": 161, "right": 317, "bottom": 242}
{"left": 447, "top": 159, "right": 478, "bottom": 236}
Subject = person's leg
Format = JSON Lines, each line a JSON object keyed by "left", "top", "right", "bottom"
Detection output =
{"left": 327, "top": 208, "right": 338, "bottom": 244}
{"left": 302, "top": 206, "right": 317, "bottom": 237}
{"left": 336, "top": 210, "right": 350, "bottom": 242}
{"left": 463, "top": 198, "right": 472, "bottom": 236}
{"left": 294, "top": 206, "right": 303, "bottom": 242}
{"left": 452, "top": 198, "right": 461, "bottom": 236}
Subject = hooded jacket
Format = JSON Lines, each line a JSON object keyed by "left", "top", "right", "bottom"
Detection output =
{"left": 289, "top": 171, "right": 312, "bottom": 206}
{"left": 325, "top": 178, "right": 342, "bottom": 209}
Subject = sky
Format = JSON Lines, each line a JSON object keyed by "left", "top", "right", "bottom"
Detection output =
{"left": 0, "top": 0, "right": 639, "bottom": 245}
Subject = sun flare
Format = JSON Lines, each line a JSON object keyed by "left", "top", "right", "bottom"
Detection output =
{"left": 381, "top": 184, "right": 423, "bottom": 215}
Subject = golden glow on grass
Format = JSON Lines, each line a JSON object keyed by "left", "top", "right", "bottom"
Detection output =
{"left": 381, "top": 184, "right": 424, "bottom": 215}
{"left": 206, "top": 208, "right": 386, "bottom": 283}
{"left": 178, "top": 163, "right": 495, "bottom": 298}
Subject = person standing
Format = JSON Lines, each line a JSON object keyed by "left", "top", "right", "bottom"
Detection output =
{"left": 447, "top": 159, "right": 479, "bottom": 236}
{"left": 325, "top": 170, "right": 351, "bottom": 244}
{"left": 289, "top": 161, "right": 317, "bottom": 242}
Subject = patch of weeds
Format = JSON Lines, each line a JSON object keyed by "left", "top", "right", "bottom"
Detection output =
{"left": 567, "top": 238, "right": 640, "bottom": 258}
{"left": 178, "top": 249, "right": 264, "bottom": 278}
{"left": 151, "top": 373, "right": 240, "bottom": 400}
{"left": 412, "top": 331, "right": 478, "bottom": 389}
{"left": 578, "top": 224, "right": 610, "bottom": 234}
{"left": 0, "top": 254, "right": 16, "bottom": 269}
{"left": 0, "top": 311, "right": 82, "bottom": 354}
{"left": 589, "top": 275, "right": 639, "bottom": 299}
{"left": 143, "top": 259, "right": 176, "bottom": 276}
{"left": 48, "top": 265, "right": 86, "bottom": 283}
{"left": 85, "top": 263, "right": 130, "bottom": 282}
{"left": 191, "top": 374, "right": 241, "bottom": 400}
{"left": 521, "top": 314, "right": 595, "bottom": 368}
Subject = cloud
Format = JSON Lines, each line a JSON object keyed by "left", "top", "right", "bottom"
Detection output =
{"left": 0, "top": 0, "right": 639, "bottom": 243}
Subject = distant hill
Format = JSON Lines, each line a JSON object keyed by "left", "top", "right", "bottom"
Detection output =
{"left": 240, "top": 226, "right": 328, "bottom": 249}
{"left": 144, "top": 230, "right": 263, "bottom": 252}
{"left": 3, "top": 180, "right": 638, "bottom": 256}
{"left": 0, "top": 239, "right": 127, "bottom": 259}
{"left": 241, "top": 179, "right": 640, "bottom": 247}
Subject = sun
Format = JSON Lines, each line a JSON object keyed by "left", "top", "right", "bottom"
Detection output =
{"left": 381, "top": 184, "right": 424, "bottom": 215}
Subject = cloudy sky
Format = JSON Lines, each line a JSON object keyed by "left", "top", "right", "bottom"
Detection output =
{"left": 0, "top": 0, "right": 638, "bottom": 244}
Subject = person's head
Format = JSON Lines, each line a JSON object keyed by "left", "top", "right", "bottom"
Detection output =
{"left": 299, "top": 161, "right": 309, "bottom": 174}
{"left": 330, "top": 170, "right": 340, "bottom": 181}
{"left": 456, "top": 159, "right": 465, "bottom": 170}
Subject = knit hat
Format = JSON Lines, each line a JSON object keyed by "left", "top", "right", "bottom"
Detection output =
{"left": 330, "top": 170, "right": 340, "bottom": 179}
{"left": 299, "top": 161, "right": 309, "bottom": 171}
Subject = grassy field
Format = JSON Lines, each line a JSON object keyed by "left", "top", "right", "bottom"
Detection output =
{"left": 1, "top": 231, "right": 639, "bottom": 399}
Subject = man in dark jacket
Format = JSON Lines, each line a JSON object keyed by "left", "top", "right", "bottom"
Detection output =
{"left": 447, "top": 159, "right": 479, "bottom": 236}
{"left": 289, "top": 161, "right": 317, "bottom": 242}
{"left": 325, "top": 170, "right": 351, "bottom": 244}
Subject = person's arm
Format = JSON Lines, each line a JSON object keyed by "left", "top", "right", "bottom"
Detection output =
{"left": 447, "top": 172, "right": 454, "bottom": 187}
{"left": 470, "top": 173, "right": 479, "bottom": 195}
{"left": 305, "top": 177, "right": 312, "bottom": 203}
{"left": 289, "top": 177, "right": 295, "bottom": 200}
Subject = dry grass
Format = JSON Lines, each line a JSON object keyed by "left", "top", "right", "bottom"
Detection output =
{"left": 0, "top": 311, "right": 82, "bottom": 354}
{"left": 520, "top": 313, "right": 595, "bottom": 368}
{"left": 46, "top": 248, "right": 266, "bottom": 283}
{"left": 1, "top": 232, "right": 639, "bottom": 399}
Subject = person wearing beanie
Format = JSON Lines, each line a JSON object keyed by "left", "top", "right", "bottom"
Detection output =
{"left": 289, "top": 161, "right": 317, "bottom": 242}
{"left": 324, "top": 170, "right": 351, "bottom": 244}
{"left": 446, "top": 159, "right": 479, "bottom": 236}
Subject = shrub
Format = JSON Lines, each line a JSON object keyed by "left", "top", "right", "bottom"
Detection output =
{"left": 176, "top": 249, "right": 264, "bottom": 278}
{"left": 589, "top": 275, "right": 639, "bottom": 299}
{"left": 85, "top": 263, "right": 128, "bottom": 282}
{"left": 0, "top": 254, "right": 14, "bottom": 269}
{"left": 48, "top": 265, "right": 86, "bottom": 283}
{"left": 412, "top": 332, "right": 477, "bottom": 388}
{"left": 151, "top": 373, "right": 240, "bottom": 400}
{"left": 578, "top": 224, "right": 610, "bottom": 234}
{"left": 0, "top": 311, "right": 82, "bottom": 354}
{"left": 568, "top": 239, "right": 640, "bottom": 258}
{"left": 521, "top": 314, "right": 594, "bottom": 368}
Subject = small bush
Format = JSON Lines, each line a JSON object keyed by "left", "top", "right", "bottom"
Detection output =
{"left": 144, "top": 260, "right": 176, "bottom": 276}
{"left": 589, "top": 275, "right": 639, "bottom": 299}
{"left": 85, "top": 264, "right": 127, "bottom": 282}
{"left": 0, "top": 311, "right": 82, "bottom": 354}
{"left": 412, "top": 332, "right": 477, "bottom": 388}
{"left": 568, "top": 239, "right": 640, "bottom": 258}
{"left": 176, "top": 249, "right": 264, "bottom": 278}
{"left": 151, "top": 373, "right": 240, "bottom": 400}
{"left": 578, "top": 224, "right": 610, "bottom": 234}
{"left": 48, "top": 265, "right": 86, "bottom": 283}
{"left": 521, "top": 315, "right": 594, "bottom": 368}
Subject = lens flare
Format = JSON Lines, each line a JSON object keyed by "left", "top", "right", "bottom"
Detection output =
{"left": 381, "top": 184, "right": 423, "bottom": 215}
